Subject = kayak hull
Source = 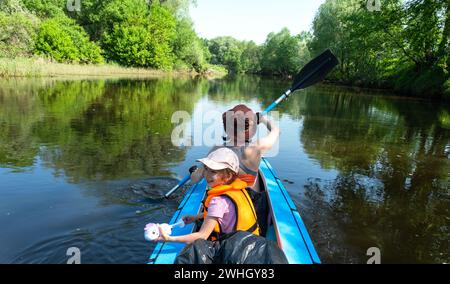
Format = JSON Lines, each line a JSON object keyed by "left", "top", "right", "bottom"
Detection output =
{"left": 148, "top": 158, "right": 320, "bottom": 264}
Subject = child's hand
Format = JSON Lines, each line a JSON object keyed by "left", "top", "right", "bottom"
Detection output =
{"left": 182, "top": 215, "right": 197, "bottom": 224}
{"left": 156, "top": 224, "right": 170, "bottom": 242}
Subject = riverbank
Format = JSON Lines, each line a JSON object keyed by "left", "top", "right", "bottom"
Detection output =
{"left": 326, "top": 77, "right": 450, "bottom": 102}
{"left": 0, "top": 57, "right": 228, "bottom": 78}
{"left": 319, "top": 80, "right": 449, "bottom": 103}
{"left": 256, "top": 73, "right": 449, "bottom": 102}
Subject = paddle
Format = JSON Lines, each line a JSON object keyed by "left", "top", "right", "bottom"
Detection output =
{"left": 164, "top": 174, "right": 191, "bottom": 198}
{"left": 165, "top": 49, "right": 338, "bottom": 198}
{"left": 262, "top": 49, "right": 338, "bottom": 115}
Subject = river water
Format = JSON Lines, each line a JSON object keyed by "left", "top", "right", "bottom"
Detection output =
{"left": 0, "top": 76, "right": 448, "bottom": 263}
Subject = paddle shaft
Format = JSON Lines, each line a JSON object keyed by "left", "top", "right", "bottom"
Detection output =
{"left": 262, "top": 89, "right": 292, "bottom": 115}
{"left": 164, "top": 174, "right": 191, "bottom": 198}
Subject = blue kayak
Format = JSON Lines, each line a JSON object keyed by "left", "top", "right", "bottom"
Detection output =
{"left": 148, "top": 158, "right": 321, "bottom": 264}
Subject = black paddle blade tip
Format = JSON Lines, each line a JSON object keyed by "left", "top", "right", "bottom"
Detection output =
{"left": 291, "top": 49, "right": 339, "bottom": 91}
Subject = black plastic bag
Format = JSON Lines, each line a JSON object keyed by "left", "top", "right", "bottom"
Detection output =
{"left": 175, "top": 231, "right": 288, "bottom": 264}
{"left": 174, "top": 238, "right": 218, "bottom": 264}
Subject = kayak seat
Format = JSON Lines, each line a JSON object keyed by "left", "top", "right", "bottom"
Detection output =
{"left": 245, "top": 187, "right": 269, "bottom": 237}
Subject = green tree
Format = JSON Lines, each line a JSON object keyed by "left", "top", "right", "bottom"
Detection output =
{"left": 0, "top": 0, "right": 213, "bottom": 72}
{"left": 172, "top": 17, "right": 208, "bottom": 72}
{"left": 207, "top": 37, "right": 245, "bottom": 74}
{"left": 147, "top": 3, "right": 177, "bottom": 69}
{"left": 65, "top": 0, "right": 111, "bottom": 41}
{"left": 310, "top": 0, "right": 450, "bottom": 99}
{"left": 240, "top": 41, "right": 262, "bottom": 74}
{"left": 0, "top": 0, "right": 28, "bottom": 13}
{"left": 160, "top": 0, "right": 195, "bottom": 18}
{"left": 0, "top": 0, "right": 39, "bottom": 58}
{"left": 261, "top": 28, "right": 306, "bottom": 77}
{"left": 101, "top": 0, "right": 176, "bottom": 69}
{"left": 0, "top": 0, "right": 103, "bottom": 63}
{"left": 309, "top": 0, "right": 361, "bottom": 82}
{"left": 21, "top": 0, "right": 66, "bottom": 18}
{"left": 35, "top": 15, "right": 104, "bottom": 63}
{"left": 0, "top": 12, "right": 38, "bottom": 58}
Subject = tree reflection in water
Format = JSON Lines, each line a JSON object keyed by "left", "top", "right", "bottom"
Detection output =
{"left": 298, "top": 88, "right": 449, "bottom": 263}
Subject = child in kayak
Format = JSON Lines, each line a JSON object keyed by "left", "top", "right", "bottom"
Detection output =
{"left": 190, "top": 104, "right": 280, "bottom": 191}
{"left": 156, "top": 147, "right": 259, "bottom": 244}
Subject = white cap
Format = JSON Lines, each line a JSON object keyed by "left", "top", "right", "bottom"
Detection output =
{"left": 197, "top": 148, "right": 239, "bottom": 174}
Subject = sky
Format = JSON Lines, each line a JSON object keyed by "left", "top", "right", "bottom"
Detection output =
{"left": 190, "top": 0, "right": 326, "bottom": 44}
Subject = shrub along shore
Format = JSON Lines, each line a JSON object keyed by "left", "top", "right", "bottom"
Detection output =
{"left": 0, "top": 57, "right": 227, "bottom": 78}
{"left": 0, "top": 0, "right": 448, "bottom": 100}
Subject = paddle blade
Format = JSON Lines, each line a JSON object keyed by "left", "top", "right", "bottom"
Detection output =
{"left": 291, "top": 49, "right": 339, "bottom": 92}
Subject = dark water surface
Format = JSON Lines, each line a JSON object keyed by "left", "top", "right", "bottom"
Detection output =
{"left": 0, "top": 76, "right": 448, "bottom": 263}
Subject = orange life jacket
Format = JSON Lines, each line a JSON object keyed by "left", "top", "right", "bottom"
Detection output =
{"left": 203, "top": 178, "right": 259, "bottom": 240}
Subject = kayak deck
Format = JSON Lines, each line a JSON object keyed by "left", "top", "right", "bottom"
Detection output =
{"left": 148, "top": 158, "right": 320, "bottom": 264}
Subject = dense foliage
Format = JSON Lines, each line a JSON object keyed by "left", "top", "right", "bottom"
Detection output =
{"left": 35, "top": 15, "right": 103, "bottom": 63}
{"left": 205, "top": 29, "right": 311, "bottom": 76}
{"left": 0, "top": 0, "right": 448, "bottom": 98}
{"left": 309, "top": 0, "right": 450, "bottom": 99}
{"left": 0, "top": 0, "right": 39, "bottom": 57}
{"left": 0, "top": 0, "right": 208, "bottom": 71}
{"left": 260, "top": 29, "right": 311, "bottom": 76}
{"left": 100, "top": 0, "right": 177, "bottom": 69}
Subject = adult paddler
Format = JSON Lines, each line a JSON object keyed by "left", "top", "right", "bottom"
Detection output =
{"left": 190, "top": 104, "right": 280, "bottom": 192}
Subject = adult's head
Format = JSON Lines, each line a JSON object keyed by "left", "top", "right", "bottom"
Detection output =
{"left": 222, "top": 104, "right": 258, "bottom": 144}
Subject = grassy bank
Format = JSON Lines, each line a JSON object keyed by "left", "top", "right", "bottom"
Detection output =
{"left": 0, "top": 57, "right": 227, "bottom": 78}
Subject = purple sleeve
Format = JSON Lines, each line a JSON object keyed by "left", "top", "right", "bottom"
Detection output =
{"left": 206, "top": 197, "right": 230, "bottom": 219}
